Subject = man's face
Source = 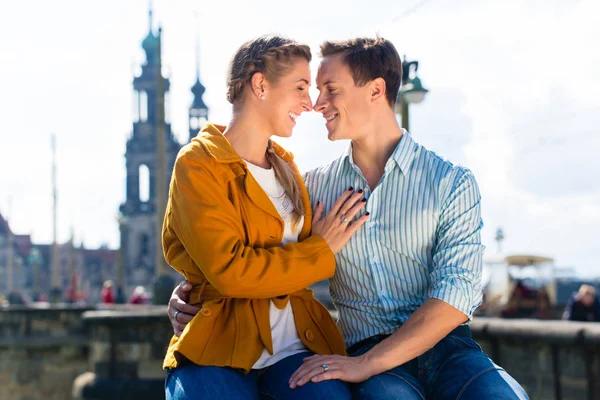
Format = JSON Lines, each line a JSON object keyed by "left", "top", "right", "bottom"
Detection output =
{"left": 582, "top": 292, "right": 595, "bottom": 307}
{"left": 314, "top": 54, "right": 372, "bottom": 141}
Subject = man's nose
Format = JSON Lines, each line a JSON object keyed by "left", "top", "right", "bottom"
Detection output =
{"left": 313, "top": 95, "right": 328, "bottom": 113}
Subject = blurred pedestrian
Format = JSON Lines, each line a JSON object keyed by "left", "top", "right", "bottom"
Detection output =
{"left": 100, "top": 280, "right": 115, "bottom": 304}
{"left": 130, "top": 286, "right": 149, "bottom": 305}
{"left": 563, "top": 284, "right": 600, "bottom": 322}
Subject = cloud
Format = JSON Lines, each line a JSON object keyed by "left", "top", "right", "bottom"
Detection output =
{"left": 508, "top": 87, "right": 600, "bottom": 197}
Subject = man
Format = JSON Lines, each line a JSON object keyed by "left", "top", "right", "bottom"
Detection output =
{"left": 563, "top": 284, "right": 600, "bottom": 322}
{"left": 168, "top": 37, "right": 528, "bottom": 399}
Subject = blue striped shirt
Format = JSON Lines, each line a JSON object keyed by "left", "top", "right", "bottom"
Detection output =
{"left": 304, "top": 132, "right": 484, "bottom": 347}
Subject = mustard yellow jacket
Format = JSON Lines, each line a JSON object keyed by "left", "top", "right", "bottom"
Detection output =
{"left": 162, "top": 123, "right": 346, "bottom": 372}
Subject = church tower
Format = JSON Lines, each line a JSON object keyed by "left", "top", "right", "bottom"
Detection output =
{"left": 188, "top": 27, "right": 209, "bottom": 141}
{"left": 119, "top": 7, "right": 181, "bottom": 289}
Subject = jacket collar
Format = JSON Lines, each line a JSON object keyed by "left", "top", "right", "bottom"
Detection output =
{"left": 194, "top": 123, "right": 309, "bottom": 237}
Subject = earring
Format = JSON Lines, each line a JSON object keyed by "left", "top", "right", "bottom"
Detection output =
{"left": 259, "top": 93, "right": 265, "bottom": 100}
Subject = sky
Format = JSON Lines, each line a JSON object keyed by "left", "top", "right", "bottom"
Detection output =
{"left": 1, "top": 0, "right": 599, "bottom": 276}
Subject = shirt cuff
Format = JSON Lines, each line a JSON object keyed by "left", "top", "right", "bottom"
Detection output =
{"left": 429, "top": 277, "right": 480, "bottom": 321}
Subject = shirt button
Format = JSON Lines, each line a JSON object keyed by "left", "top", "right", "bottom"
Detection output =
{"left": 372, "top": 256, "right": 379, "bottom": 263}
{"left": 379, "top": 290, "right": 387, "bottom": 297}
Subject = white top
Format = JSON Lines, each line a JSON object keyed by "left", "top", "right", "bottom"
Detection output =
{"left": 244, "top": 160, "right": 307, "bottom": 369}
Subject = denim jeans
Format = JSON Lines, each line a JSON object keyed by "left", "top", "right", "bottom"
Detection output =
{"left": 165, "top": 351, "right": 352, "bottom": 400}
{"left": 348, "top": 328, "right": 529, "bottom": 400}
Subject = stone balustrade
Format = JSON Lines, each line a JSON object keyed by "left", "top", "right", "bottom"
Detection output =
{"left": 2, "top": 304, "right": 600, "bottom": 400}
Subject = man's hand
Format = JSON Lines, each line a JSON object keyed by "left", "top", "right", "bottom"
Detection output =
{"left": 168, "top": 280, "right": 200, "bottom": 336}
{"left": 288, "top": 354, "right": 377, "bottom": 388}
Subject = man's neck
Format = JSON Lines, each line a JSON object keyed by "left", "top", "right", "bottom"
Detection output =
{"left": 351, "top": 114, "right": 404, "bottom": 190}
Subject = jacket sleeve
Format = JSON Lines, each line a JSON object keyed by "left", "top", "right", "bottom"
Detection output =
{"left": 162, "top": 148, "right": 336, "bottom": 299}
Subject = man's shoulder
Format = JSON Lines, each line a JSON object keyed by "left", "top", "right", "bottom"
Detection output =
{"left": 414, "top": 142, "right": 474, "bottom": 187}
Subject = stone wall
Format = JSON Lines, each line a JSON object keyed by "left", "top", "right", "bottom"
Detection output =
{"left": 0, "top": 304, "right": 92, "bottom": 400}
{"left": 84, "top": 307, "right": 170, "bottom": 381}
{"left": 3, "top": 304, "right": 600, "bottom": 400}
{"left": 472, "top": 317, "right": 600, "bottom": 400}
{"left": 0, "top": 304, "right": 171, "bottom": 400}
{"left": 73, "top": 307, "right": 171, "bottom": 399}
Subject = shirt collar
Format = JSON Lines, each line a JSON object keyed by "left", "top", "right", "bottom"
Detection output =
{"left": 342, "top": 130, "right": 418, "bottom": 176}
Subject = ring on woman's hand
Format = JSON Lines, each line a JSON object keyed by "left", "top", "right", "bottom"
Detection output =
{"left": 321, "top": 364, "right": 329, "bottom": 372}
{"left": 340, "top": 214, "right": 348, "bottom": 223}
{"left": 174, "top": 310, "right": 180, "bottom": 322}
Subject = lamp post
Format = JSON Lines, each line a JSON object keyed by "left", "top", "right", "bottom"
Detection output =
{"left": 495, "top": 227, "right": 505, "bottom": 254}
{"left": 395, "top": 55, "right": 429, "bottom": 132}
{"left": 152, "top": 26, "right": 175, "bottom": 305}
{"left": 116, "top": 213, "right": 128, "bottom": 304}
{"left": 28, "top": 248, "right": 42, "bottom": 301}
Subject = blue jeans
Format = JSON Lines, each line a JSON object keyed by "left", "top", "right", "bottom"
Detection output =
{"left": 165, "top": 351, "right": 352, "bottom": 400}
{"left": 348, "top": 330, "right": 529, "bottom": 400}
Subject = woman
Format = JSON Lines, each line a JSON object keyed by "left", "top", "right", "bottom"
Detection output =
{"left": 163, "top": 35, "right": 368, "bottom": 399}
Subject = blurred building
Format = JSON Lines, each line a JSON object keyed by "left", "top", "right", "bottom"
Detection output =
{"left": 0, "top": 8, "right": 208, "bottom": 303}
{"left": 0, "top": 211, "right": 117, "bottom": 302}
{"left": 118, "top": 8, "right": 209, "bottom": 289}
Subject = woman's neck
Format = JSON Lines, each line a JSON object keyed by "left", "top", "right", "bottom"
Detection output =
{"left": 223, "top": 110, "right": 272, "bottom": 168}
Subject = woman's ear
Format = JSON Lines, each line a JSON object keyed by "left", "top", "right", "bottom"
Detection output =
{"left": 251, "top": 72, "right": 267, "bottom": 100}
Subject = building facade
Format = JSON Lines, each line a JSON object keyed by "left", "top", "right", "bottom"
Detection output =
{"left": 118, "top": 8, "right": 209, "bottom": 292}
{"left": 1, "top": 8, "right": 208, "bottom": 304}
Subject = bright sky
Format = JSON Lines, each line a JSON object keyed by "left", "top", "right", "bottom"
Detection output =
{"left": 1, "top": 0, "right": 598, "bottom": 276}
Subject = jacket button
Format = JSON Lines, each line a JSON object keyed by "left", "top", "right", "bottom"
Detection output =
{"left": 200, "top": 307, "right": 212, "bottom": 317}
{"left": 304, "top": 329, "right": 314, "bottom": 342}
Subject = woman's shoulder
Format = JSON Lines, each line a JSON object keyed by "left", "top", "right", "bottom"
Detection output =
{"left": 173, "top": 134, "right": 246, "bottom": 187}
{"left": 175, "top": 139, "right": 215, "bottom": 169}
{"left": 176, "top": 124, "right": 231, "bottom": 164}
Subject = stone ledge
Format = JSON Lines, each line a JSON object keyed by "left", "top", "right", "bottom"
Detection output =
{"left": 471, "top": 317, "right": 600, "bottom": 345}
{"left": 0, "top": 334, "right": 89, "bottom": 348}
{"left": 0, "top": 303, "right": 94, "bottom": 313}
{"left": 82, "top": 306, "right": 169, "bottom": 325}
{"left": 76, "top": 377, "right": 165, "bottom": 400}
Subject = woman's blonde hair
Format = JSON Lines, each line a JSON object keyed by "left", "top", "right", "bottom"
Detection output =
{"left": 226, "top": 35, "right": 311, "bottom": 224}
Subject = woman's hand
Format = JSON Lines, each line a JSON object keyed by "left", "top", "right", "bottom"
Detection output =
{"left": 311, "top": 188, "right": 369, "bottom": 254}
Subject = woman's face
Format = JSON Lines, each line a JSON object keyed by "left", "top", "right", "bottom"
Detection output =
{"left": 263, "top": 58, "right": 313, "bottom": 138}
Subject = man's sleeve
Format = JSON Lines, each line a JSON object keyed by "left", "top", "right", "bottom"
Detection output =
{"left": 562, "top": 295, "right": 576, "bottom": 320}
{"left": 593, "top": 298, "right": 600, "bottom": 321}
{"left": 429, "top": 169, "right": 484, "bottom": 321}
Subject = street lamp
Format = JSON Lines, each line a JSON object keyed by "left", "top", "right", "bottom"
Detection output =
{"left": 116, "top": 213, "right": 128, "bottom": 304}
{"left": 395, "top": 55, "right": 429, "bottom": 132}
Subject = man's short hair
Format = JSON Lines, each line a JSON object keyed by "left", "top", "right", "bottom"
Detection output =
{"left": 320, "top": 37, "right": 402, "bottom": 108}
{"left": 579, "top": 284, "right": 596, "bottom": 297}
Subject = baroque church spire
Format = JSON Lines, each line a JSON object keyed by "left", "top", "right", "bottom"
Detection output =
{"left": 189, "top": 13, "right": 209, "bottom": 142}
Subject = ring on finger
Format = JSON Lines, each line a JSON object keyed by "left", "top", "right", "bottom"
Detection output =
{"left": 174, "top": 310, "right": 180, "bottom": 322}
{"left": 339, "top": 214, "right": 348, "bottom": 223}
{"left": 321, "top": 364, "right": 329, "bottom": 373}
